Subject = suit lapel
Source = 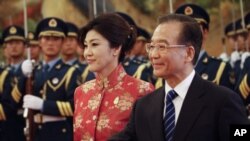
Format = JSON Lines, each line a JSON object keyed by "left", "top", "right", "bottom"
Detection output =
{"left": 148, "top": 88, "right": 165, "bottom": 141}
{"left": 174, "top": 74, "right": 206, "bottom": 141}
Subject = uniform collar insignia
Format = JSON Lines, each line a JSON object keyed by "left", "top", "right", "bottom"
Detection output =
{"left": 203, "top": 57, "right": 208, "bottom": 63}
{"left": 56, "top": 64, "right": 61, "bottom": 69}
{"left": 201, "top": 73, "right": 208, "bottom": 80}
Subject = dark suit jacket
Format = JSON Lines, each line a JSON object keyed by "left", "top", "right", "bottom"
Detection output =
{"left": 109, "top": 73, "right": 249, "bottom": 141}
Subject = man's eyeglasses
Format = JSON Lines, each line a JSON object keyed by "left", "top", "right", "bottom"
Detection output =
{"left": 145, "top": 42, "right": 186, "bottom": 53}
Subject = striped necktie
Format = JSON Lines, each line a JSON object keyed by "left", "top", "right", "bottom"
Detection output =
{"left": 164, "top": 90, "right": 178, "bottom": 141}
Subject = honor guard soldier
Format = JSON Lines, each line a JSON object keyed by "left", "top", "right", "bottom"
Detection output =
{"left": 235, "top": 12, "right": 250, "bottom": 117}
{"left": 62, "top": 22, "right": 79, "bottom": 65}
{"left": 225, "top": 22, "right": 239, "bottom": 67}
{"left": 117, "top": 12, "right": 156, "bottom": 86}
{"left": 235, "top": 19, "right": 250, "bottom": 70}
{"left": 27, "top": 31, "right": 41, "bottom": 66}
{"left": 0, "top": 25, "right": 26, "bottom": 141}
{"left": 131, "top": 27, "right": 150, "bottom": 63}
{"left": 232, "top": 19, "right": 249, "bottom": 84}
{"left": 132, "top": 27, "right": 160, "bottom": 85}
{"left": 175, "top": 3, "right": 234, "bottom": 89}
{"left": 63, "top": 22, "right": 95, "bottom": 84}
{"left": 224, "top": 22, "right": 240, "bottom": 85}
{"left": 19, "top": 17, "right": 80, "bottom": 141}
{"left": 116, "top": 12, "right": 142, "bottom": 76}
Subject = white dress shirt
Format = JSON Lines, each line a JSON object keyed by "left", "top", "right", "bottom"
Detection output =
{"left": 163, "top": 70, "right": 195, "bottom": 124}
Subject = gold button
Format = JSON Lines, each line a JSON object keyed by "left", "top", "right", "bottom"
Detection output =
{"left": 39, "top": 90, "right": 43, "bottom": 94}
{"left": 62, "top": 128, "right": 67, "bottom": 133}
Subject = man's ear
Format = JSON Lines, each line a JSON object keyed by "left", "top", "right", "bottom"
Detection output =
{"left": 185, "top": 46, "right": 195, "bottom": 63}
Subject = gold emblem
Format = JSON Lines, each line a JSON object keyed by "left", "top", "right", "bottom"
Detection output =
{"left": 113, "top": 97, "right": 119, "bottom": 105}
{"left": 124, "top": 61, "right": 129, "bottom": 66}
{"left": 184, "top": 6, "right": 193, "bottom": 15}
{"left": 56, "top": 64, "right": 61, "bottom": 69}
{"left": 37, "top": 65, "right": 42, "bottom": 70}
{"left": 49, "top": 19, "right": 57, "bottom": 27}
{"left": 9, "top": 26, "right": 17, "bottom": 34}
{"left": 201, "top": 73, "right": 208, "bottom": 80}
{"left": 28, "top": 32, "right": 34, "bottom": 40}
{"left": 203, "top": 57, "right": 208, "bottom": 63}
{"left": 52, "top": 77, "right": 59, "bottom": 84}
{"left": 114, "top": 93, "right": 133, "bottom": 111}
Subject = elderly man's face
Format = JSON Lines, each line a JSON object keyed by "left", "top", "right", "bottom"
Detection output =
{"left": 149, "top": 22, "right": 189, "bottom": 79}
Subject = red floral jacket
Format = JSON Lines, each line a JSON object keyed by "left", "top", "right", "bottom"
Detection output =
{"left": 74, "top": 65, "right": 154, "bottom": 141}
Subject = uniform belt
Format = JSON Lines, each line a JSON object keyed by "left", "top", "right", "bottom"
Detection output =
{"left": 34, "top": 114, "right": 66, "bottom": 123}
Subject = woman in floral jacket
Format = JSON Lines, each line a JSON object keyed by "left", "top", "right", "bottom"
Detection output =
{"left": 74, "top": 13, "right": 154, "bottom": 141}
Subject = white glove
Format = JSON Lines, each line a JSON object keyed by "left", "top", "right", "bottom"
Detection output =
{"left": 219, "top": 52, "right": 229, "bottom": 62}
{"left": 23, "top": 95, "right": 44, "bottom": 110}
{"left": 230, "top": 51, "right": 241, "bottom": 68}
{"left": 240, "top": 52, "right": 250, "bottom": 69}
{"left": 22, "top": 59, "right": 33, "bottom": 77}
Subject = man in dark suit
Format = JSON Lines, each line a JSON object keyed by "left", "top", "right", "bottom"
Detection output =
{"left": 109, "top": 14, "right": 249, "bottom": 141}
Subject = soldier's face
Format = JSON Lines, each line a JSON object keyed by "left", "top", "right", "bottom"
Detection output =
{"left": 227, "top": 36, "right": 236, "bottom": 50}
{"left": 5, "top": 40, "right": 25, "bottom": 58}
{"left": 236, "top": 34, "right": 246, "bottom": 51}
{"left": 83, "top": 30, "right": 120, "bottom": 75}
{"left": 39, "top": 36, "right": 63, "bottom": 58}
{"left": 149, "top": 22, "right": 191, "bottom": 80}
{"left": 28, "top": 44, "right": 41, "bottom": 60}
{"left": 62, "top": 37, "right": 78, "bottom": 56}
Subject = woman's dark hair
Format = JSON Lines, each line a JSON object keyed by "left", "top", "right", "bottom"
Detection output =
{"left": 78, "top": 13, "right": 137, "bottom": 62}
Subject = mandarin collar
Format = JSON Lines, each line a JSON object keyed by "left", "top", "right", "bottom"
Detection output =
{"left": 95, "top": 64, "right": 126, "bottom": 90}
